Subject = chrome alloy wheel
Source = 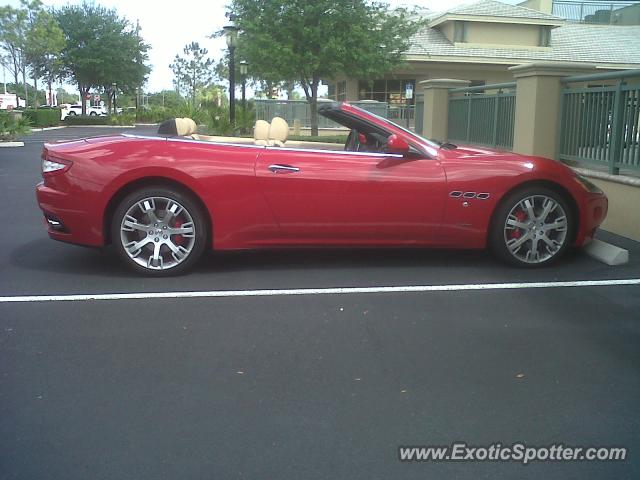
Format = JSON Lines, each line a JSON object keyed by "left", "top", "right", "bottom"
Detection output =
{"left": 119, "top": 196, "right": 196, "bottom": 270}
{"left": 503, "top": 195, "right": 568, "bottom": 264}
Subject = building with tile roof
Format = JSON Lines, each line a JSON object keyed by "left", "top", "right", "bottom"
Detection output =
{"left": 327, "top": 0, "right": 640, "bottom": 119}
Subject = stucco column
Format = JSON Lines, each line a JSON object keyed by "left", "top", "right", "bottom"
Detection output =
{"left": 346, "top": 79, "right": 359, "bottom": 101}
{"left": 420, "top": 79, "right": 470, "bottom": 141}
{"left": 509, "top": 62, "right": 596, "bottom": 159}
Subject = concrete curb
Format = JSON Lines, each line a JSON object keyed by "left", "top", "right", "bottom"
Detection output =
{"left": 67, "top": 125, "right": 136, "bottom": 128}
{"left": 31, "top": 126, "right": 67, "bottom": 132}
{"left": 573, "top": 167, "right": 640, "bottom": 188}
{"left": 0, "top": 141, "right": 25, "bottom": 147}
{"left": 583, "top": 239, "right": 629, "bottom": 266}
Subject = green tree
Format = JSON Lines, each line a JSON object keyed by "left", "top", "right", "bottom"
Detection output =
{"left": 102, "top": 20, "right": 149, "bottom": 114}
{"left": 147, "top": 90, "right": 187, "bottom": 110}
{"left": 56, "top": 87, "right": 77, "bottom": 105}
{"left": 54, "top": 3, "right": 150, "bottom": 114}
{"left": 170, "top": 42, "right": 214, "bottom": 107}
{"left": 2, "top": 82, "right": 45, "bottom": 105}
{"left": 24, "top": 8, "right": 65, "bottom": 107}
{"left": 228, "top": 0, "right": 423, "bottom": 135}
{"left": 0, "top": 2, "right": 29, "bottom": 106}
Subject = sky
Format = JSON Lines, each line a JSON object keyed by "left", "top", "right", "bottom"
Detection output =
{"left": 1, "top": 0, "right": 520, "bottom": 96}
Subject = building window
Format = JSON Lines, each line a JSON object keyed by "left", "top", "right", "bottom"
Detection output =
{"left": 327, "top": 83, "right": 335, "bottom": 99}
{"left": 337, "top": 80, "right": 347, "bottom": 101}
{"left": 539, "top": 26, "right": 551, "bottom": 47}
{"left": 454, "top": 21, "right": 468, "bottom": 43}
{"left": 358, "top": 79, "right": 416, "bottom": 105}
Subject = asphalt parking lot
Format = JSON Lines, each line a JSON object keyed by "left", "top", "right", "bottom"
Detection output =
{"left": 1, "top": 126, "right": 639, "bottom": 479}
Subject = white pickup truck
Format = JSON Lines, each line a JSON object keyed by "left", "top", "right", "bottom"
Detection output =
{"left": 60, "top": 104, "right": 107, "bottom": 119}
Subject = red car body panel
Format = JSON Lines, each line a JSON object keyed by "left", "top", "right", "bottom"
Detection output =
{"left": 36, "top": 103, "right": 607, "bottom": 253}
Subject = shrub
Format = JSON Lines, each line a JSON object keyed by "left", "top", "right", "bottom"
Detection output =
{"left": 202, "top": 104, "right": 233, "bottom": 136}
{"left": 170, "top": 103, "right": 210, "bottom": 125}
{"left": 235, "top": 105, "right": 256, "bottom": 134}
{"left": 22, "top": 108, "right": 61, "bottom": 127}
{"left": 136, "top": 105, "right": 171, "bottom": 123}
{"left": 0, "top": 112, "right": 31, "bottom": 141}
{"left": 135, "top": 103, "right": 256, "bottom": 136}
{"left": 108, "top": 113, "right": 136, "bottom": 126}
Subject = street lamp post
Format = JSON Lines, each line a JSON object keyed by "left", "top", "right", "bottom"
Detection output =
{"left": 112, "top": 82, "right": 117, "bottom": 115}
{"left": 224, "top": 19, "right": 239, "bottom": 127}
{"left": 135, "top": 87, "right": 139, "bottom": 121}
{"left": 239, "top": 60, "right": 248, "bottom": 111}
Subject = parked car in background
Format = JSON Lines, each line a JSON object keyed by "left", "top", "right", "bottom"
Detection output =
{"left": 60, "top": 104, "right": 107, "bottom": 120}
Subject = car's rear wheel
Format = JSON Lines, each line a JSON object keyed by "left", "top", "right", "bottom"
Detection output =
{"left": 89, "top": 111, "right": 97, "bottom": 116}
{"left": 491, "top": 186, "right": 574, "bottom": 267}
{"left": 111, "top": 186, "right": 207, "bottom": 275}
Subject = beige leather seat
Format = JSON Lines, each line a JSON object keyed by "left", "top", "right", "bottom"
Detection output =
{"left": 185, "top": 118, "right": 197, "bottom": 135}
{"left": 268, "top": 117, "right": 289, "bottom": 147}
{"left": 254, "top": 120, "right": 270, "bottom": 146}
{"left": 174, "top": 117, "right": 196, "bottom": 136}
{"left": 157, "top": 117, "right": 197, "bottom": 137}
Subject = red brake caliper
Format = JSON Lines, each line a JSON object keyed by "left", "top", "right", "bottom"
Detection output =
{"left": 173, "top": 218, "right": 184, "bottom": 245}
{"left": 510, "top": 210, "right": 527, "bottom": 239}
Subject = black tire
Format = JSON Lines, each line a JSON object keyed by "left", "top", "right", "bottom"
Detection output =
{"left": 89, "top": 111, "right": 97, "bottom": 116}
{"left": 111, "top": 186, "right": 208, "bottom": 276}
{"left": 490, "top": 186, "right": 574, "bottom": 268}
{"left": 68, "top": 111, "right": 76, "bottom": 116}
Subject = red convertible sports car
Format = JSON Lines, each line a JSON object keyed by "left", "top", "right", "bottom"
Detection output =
{"left": 36, "top": 102, "right": 607, "bottom": 275}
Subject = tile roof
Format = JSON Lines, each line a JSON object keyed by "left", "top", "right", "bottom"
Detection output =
{"left": 407, "top": 23, "right": 640, "bottom": 66}
{"left": 440, "top": 0, "right": 564, "bottom": 21}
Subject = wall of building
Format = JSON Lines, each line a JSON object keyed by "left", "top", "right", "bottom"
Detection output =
{"left": 517, "top": 0, "right": 553, "bottom": 14}
{"left": 440, "top": 22, "right": 456, "bottom": 43}
{"left": 464, "top": 22, "right": 543, "bottom": 47}
{"left": 400, "top": 63, "right": 513, "bottom": 84}
{"left": 588, "top": 178, "right": 640, "bottom": 241}
{"left": 329, "top": 62, "right": 515, "bottom": 102}
{"left": 613, "top": 3, "right": 640, "bottom": 25}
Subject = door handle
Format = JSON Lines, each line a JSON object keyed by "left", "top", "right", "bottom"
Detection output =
{"left": 268, "top": 164, "right": 300, "bottom": 173}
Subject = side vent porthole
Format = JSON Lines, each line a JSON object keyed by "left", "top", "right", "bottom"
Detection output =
{"left": 450, "top": 191, "right": 491, "bottom": 200}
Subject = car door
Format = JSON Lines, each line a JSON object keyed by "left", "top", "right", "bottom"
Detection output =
{"left": 255, "top": 146, "right": 447, "bottom": 244}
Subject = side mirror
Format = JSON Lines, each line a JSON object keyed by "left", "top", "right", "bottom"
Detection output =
{"left": 386, "top": 134, "right": 410, "bottom": 155}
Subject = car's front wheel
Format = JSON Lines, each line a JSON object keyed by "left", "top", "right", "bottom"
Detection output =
{"left": 491, "top": 187, "right": 574, "bottom": 267}
{"left": 111, "top": 186, "right": 207, "bottom": 275}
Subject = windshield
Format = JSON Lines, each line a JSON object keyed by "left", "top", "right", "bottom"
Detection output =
{"left": 346, "top": 104, "right": 445, "bottom": 149}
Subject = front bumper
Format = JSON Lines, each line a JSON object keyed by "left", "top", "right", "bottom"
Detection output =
{"left": 575, "top": 192, "right": 608, "bottom": 246}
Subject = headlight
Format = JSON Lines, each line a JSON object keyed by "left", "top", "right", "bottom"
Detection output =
{"left": 574, "top": 174, "right": 603, "bottom": 194}
{"left": 42, "top": 158, "right": 69, "bottom": 174}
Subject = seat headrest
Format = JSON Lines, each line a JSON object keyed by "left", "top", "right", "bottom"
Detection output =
{"left": 157, "top": 117, "right": 197, "bottom": 136}
{"left": 185, "top": 118, "right": 197, "bottom": 135}
{"left": 254, "top": 120, "right": 270, "bottom": 142}
{"left": 269, "top": 117, "right": 289, "bottom": 143}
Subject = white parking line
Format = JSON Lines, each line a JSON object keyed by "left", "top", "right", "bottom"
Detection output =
{"left": 0, "top": 279, "right": 639, "bottom": 304}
